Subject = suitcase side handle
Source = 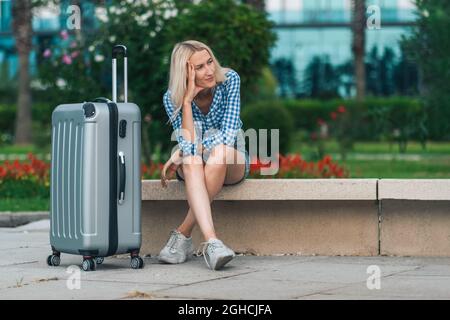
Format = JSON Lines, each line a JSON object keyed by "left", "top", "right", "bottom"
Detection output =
{"left": 118, "top": 151, "right": 126, "bottom": 205}
{"left": 112, "top": 44, "right": 128, "bottom": 103}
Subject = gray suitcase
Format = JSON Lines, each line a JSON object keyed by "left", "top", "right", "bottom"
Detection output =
{"left": 47, "top": 45, "right": 143, "bottom": 271}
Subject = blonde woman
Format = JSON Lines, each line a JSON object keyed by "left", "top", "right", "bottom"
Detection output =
{"left": 159, "top": 40, "right": 250, "bottom": 270}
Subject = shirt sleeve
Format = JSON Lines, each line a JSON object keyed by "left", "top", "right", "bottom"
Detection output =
{"left": 202, "top": 70, "right": 242, "bottom": 153}
{"left": 163, "top": 91, "right": 200, "bottom": 156}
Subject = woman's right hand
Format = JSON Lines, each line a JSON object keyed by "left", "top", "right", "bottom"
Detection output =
{"left": 160, "top": 149, "right": 183, "bottom": 188}
{"left": 183, "top": 62, "right": 203, "bottom": 105}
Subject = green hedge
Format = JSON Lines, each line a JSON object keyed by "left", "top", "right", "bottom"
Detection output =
{"left": 0, "top": 103, "right": 54, "bottom": 131}
{"left": 0, "top": 97, "right": 430, "bottom": 149}
{"left": 280, "top": 97, "right": 426, "bottom": 142}
{"left": 0, "top": 103, "right": 54, "bottom": 146}
{"left": 241, "top": 101, "right": 294, "bottom": 155}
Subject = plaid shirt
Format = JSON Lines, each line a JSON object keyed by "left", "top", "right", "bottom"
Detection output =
{"left": 163, "top": 69, "right": 243, "bottom": 156}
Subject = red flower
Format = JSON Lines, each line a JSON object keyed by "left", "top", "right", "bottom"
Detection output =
{"left": 337, "top": 105, "right": 346, "bottom": 113}
{"left": 330, "top": 112, "right": 337, "bottom": 120}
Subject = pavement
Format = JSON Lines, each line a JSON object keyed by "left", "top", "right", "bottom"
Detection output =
{"left": 1, "top": 220, "right": 450, "bottom": 300}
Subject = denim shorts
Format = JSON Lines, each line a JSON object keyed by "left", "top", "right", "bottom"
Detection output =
{"left": 175, "top": 145, "right": 250, "bottom": 186}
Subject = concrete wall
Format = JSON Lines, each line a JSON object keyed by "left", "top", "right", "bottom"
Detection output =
{"left": 380, "top": 200, "right": 450, "bottom": 256}
{"left": 141, "top": 179, "right": 450, "bottom": 257}
{"left": 141, "top": 200, "right": 379, "bottom": 256}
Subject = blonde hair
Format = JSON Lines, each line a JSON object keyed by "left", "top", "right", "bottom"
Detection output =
{"left": 166, "top": 40, "right": 228, "bottom": 124}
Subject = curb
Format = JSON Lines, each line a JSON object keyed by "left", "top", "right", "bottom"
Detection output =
{"left": 0, "top": 211, "right": 49, "bottom": 228}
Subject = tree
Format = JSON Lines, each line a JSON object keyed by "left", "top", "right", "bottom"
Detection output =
{"left": 166, "top": 0, "right": 277, "bottom": 102}
{"left": 272, "top": 58, "right": 298, "bottom": 98}
{"left": 304, "top": 56, "right": 340, "bottom": 99}
{"left": 351, "top": 0, "right": 366, "bottom": 101}
{"left": 38, "top": 0, "right": 277, "bottom": 159}
{"left": 402, "top": 0, "right": 450, "bottom": 140}
{"left": 12, "top": 0, "right": 33, "bottom": 144}
{"left": 242, "top": 0, "right": 265, "bottom": 12}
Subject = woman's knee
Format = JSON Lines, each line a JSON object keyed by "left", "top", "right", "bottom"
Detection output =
{"left": 180, "top": 154, "right": 204, "bottom": 174}
{"left": 207, "top": 144, "right": 235, "bottom": 166}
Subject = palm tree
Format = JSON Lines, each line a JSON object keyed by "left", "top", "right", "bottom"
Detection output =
{"left": 12, "top": 0, "right": 33, "bottom": 144}
{"left": 351, "top": 0, "right": 366, "bottom": 101}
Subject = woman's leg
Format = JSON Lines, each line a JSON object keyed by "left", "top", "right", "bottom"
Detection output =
{"left": 176, "top": 145, "right": 246, "bottom": 238}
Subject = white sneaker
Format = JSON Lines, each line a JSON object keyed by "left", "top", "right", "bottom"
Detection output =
{"left": 200, "top": 239, "right": 235, "bottom": 270}
{"left": 158, "top": 230, "right": 195, "bottom": 264}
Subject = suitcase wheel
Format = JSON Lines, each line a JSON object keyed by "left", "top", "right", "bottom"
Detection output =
{"left": 130, "top": 256, "right": 144, "bottom": 269}
{"left": 95, "top": 257, "right": 104, "bottom": 265}
{"left": 82, "top": 258, "right": 96, "bottom": 272}
{"left": 47, "top": 254, "right": 61, "bottom": 267}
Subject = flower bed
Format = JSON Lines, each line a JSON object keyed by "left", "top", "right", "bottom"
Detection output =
{"left": 1, "top": 153, "right": 349, "bottom": 200}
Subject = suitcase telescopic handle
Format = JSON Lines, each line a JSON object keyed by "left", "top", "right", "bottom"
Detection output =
{"left": 118, "top": 151, "right": 126, "bottom": 205}
{"left": 112, "top": 45, "right": 128, "bottom": 103}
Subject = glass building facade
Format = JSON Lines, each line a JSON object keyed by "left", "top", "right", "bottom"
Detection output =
{"left": 1, "top": 0, "right": 417, "bottom": 97}
{"left": 266, "top": 0, "right": 417, "bottom": 97}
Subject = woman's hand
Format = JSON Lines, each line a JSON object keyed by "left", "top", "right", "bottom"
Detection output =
{"left": 160, "top": 149, "right": 183, "bottom": 188}
{"left": 183, "top": 62, "right": 204, "bottom": 105}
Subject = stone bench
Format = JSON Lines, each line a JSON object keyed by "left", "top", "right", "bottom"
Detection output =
{"left": 141, "top": 178, "right": 450, "bottom": 257}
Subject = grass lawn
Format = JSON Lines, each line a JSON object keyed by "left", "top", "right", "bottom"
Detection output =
{"left": 0, "top": 198, "right": 49, "bottom": 212}
{"left": 0, "top": 144, "right": 49, "bottom": 155}
{"left": 343, "top": 158, "right": 450, "bottom": 178}
{"left": 290, "top": 137, "right": 450, "bottom": 178}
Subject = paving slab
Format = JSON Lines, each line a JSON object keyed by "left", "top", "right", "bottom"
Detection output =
{"left": 1, "top": 220, "right": 450, "bottom": 300}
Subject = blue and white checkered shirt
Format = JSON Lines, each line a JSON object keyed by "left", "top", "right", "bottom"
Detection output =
{"left": 163, "top": 69, "right": 244, "bottom": 156}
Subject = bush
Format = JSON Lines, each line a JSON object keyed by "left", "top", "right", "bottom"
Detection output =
{"left": 0, "top": 104, "right": 54, "bottom": 145}
{"left": 241, "top": 101, "right": 294, "bottom": 155}
{"left": 402, "top": 0, "right": 450, "bottom": 140}
{"left": 282, "top": 97, "right": 426, "bottom": 145}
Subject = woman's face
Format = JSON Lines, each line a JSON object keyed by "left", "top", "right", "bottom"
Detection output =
{"left": 188, "top": 49, "right": 217, "bottom": 89}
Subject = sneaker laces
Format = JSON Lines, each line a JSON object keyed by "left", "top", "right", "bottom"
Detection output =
{"left": 197, "top": 240, "right": 222, "bottom": 270}
{"left": 167, "top": 230, "right": 182, "bottom": 252}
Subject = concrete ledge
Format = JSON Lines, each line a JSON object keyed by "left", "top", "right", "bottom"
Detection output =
{"left": 142, "top": 179, "right": 378, "bottom": 200}
{"left": 141, "top": 179, "right": 379, "bottom": 256}
{"left": 141, "top": 178, "right": 450, "bottom": 256}
{"left": 378, "top": 179, "right": 450, "bottom": 200}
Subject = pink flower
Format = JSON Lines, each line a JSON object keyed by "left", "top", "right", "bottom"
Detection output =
{"left": 43, "top": 49, "right": 52, "bottom": 58}
{"left": 62, "top": 54, "right": 72, "bottom": 65}
{"left": 70, "top": 50, "right": 80, "bottom": 58}
{"left": 317, "top": 118, "right": 325, "bottom": 126}
{"left": 60, "top": 30, "right": 69, "bottom": 40}
{"left": 70, "top": 41, "right": 77, "bottom": 48}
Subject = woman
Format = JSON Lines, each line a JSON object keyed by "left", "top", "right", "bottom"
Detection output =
{"left": 159, "top": 40, "right": 250, "bottom": 270}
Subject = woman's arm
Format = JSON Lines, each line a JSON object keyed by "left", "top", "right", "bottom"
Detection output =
{"left": 163, "top": 92, "right": 199, "bottom": 156}
{"left": 179, "top": 62, "right": 206, "bottom": 155}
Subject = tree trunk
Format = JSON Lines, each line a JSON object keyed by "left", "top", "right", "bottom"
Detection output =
{"left": 352, "top": 0, "right": 366, "bottom": 101}
{"left": 12, "top": 0, "right": 33, "bottom": 145}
